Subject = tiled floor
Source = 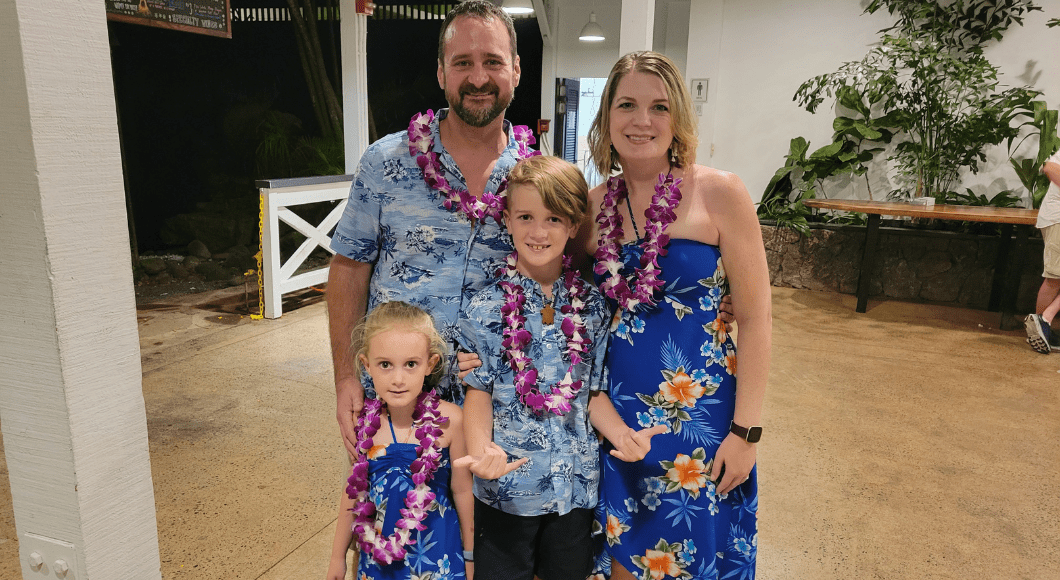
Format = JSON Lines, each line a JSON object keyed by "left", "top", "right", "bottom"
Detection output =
{"left": 1, "top": 286, "right": 1057, "bottom": 579}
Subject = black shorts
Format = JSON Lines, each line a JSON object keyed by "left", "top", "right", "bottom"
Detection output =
{"left": 473, "top": 499, "right": 594, "bottom": 580}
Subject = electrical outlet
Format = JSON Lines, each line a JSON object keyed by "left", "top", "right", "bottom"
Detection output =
{"left": 19, "top": 533, "right": 79, "bottom": 579}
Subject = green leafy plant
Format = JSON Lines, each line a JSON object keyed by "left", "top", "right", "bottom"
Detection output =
{"left": 939, "top": 188, "right": 1022, "bottom": 207}
{"left": 1008, "top": 100, "right": 1060, "bottom": 207}
{"left": 770, "top": 0, "right": 1049, "bottom": 221}
{"left": 758, "top": 138, "right": 816, "bottom": 236}
{"left": 255, "top": 110, "right": 345, "bottom": 179}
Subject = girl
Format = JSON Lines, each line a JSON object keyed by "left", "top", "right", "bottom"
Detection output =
{"left": 327, "top": 301, "right": 474, "bottom": 580}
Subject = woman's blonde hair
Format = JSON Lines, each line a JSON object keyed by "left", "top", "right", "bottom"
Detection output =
{"left": 506, "top": 155, "right": 589, "bottom": 226}
{"left": 352, "top": 301, "right": 448, "bottom": 388}
{"left": 587, "top": 51, "right": 699, "bottom": 176}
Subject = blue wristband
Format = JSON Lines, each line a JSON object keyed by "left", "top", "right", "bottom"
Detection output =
{"left": 463, "top": 549, "right": 474, "bottom": 562}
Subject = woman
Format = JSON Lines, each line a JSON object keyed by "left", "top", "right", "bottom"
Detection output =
{"left": 579, "top": 52, "right": 771, "bottom": 580}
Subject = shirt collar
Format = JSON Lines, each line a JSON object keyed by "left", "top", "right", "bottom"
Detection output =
{"left": 507, "top": 269, "right": 567, "bottom": 304}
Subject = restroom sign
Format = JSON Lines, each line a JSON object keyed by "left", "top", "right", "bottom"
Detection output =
{"left": 690, "top": 79, "right": 709, "bottom": 103}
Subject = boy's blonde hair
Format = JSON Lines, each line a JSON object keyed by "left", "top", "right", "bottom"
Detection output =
{"left": 588, "top": 51, "right": 699, "bottom": 176}
{"left": 506, "top": 155, "right": 589, "bottom": 226}
{"left": 352, "top": 301, "right": 448, "bottom": 387}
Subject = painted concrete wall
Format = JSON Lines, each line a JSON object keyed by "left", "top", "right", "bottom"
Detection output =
{"left": 656, "top": 1, "right": 690, "bottom": 76}
{"left": 554, "top": 0, "right": 624, "bottom": 79}
{"left": 0, "top": 0, "right": 161, "bottom": 578}
{"left": 703, "top": 0, "right": 1059, "bottom": 203}
{"left": 547, "top": 0, "right": 1058, "bottom": 204}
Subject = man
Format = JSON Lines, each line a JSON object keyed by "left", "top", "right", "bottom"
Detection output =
{"left": 327, "top": 1, "right": 736, "bottom": 458}
{"left": 1025, "top": 149, "right": 1060, "bottom": 354}
{"left": 328, "top": 0, "right": 525, "bottom": 456}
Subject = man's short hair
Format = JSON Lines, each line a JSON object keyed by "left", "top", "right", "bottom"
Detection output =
{"left": 437, "top": 0, "right": 518, "bottom": 64}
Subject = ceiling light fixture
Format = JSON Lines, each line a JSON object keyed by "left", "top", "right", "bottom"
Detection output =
{"left": 502, "top": 0, "right": 534, "bottom": 15}
{"left": 579, "top": 12, "right": 605, "bottom": 42}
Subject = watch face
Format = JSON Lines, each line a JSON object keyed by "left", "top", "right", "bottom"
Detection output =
{"left": 746, "top": 426, "right": 763, "bottom": 443}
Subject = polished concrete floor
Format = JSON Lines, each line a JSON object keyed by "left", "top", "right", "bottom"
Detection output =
{"left": 1, "top": 286, "right": 1058, "bottom": 580}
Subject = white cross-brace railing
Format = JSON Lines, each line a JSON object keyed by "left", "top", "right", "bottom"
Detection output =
{"left": 258, "top": 174, "right": 354, "bottom": 318}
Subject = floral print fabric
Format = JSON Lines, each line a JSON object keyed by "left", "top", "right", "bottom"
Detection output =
{"left": 458, "top": 272, "right": 611, "bottom": 516}
{"left": 357, "top": 445, "right": 465, "bottom": 580}
{"left": 329, "top": 109, "right": 523, "bottom": 404}
{"left": 596, "top": 239, "right": 758, "bottom": 580}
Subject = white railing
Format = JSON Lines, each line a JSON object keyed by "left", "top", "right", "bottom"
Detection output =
{"left": 257, "top": 175, "right": 353, "bottom": 319}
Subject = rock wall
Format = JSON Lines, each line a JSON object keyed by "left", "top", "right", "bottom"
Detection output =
{"left": 761, "top": 223, "right": 1044, "bottom": 313}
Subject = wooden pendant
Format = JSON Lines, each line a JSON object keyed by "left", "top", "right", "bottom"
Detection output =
{"left": 542, "top": 304, "right": 555, "bottom": 325}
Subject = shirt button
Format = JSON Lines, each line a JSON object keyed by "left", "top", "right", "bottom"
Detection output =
{"left": 545, "top": 343, "right": 553, "bottom": 349}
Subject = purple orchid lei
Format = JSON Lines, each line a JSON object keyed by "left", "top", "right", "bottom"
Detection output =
{"left": 497, "top": 252, "right": 592, "bottom": 416}
{"left": 346, "top": 390, "right": 444, "bottom": 565}
{"left": 593, "top": 173, "right": 682, "bottom": 310}
{"left": 408, "top": 110, "right": 540, "bottom": 224}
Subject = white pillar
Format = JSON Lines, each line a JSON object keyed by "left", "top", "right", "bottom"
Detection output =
{"left": 341, "top": 0, "right": 370, "bottom": 172}
{"left": 0, "top": 1, "right": 161, "bottom": 579}
{"left": 537, "top": 0, "right": 557, "bottom": 156}
{"left": 620, "top": 0, "right": 655, "bottom": 55}
{"left": 687, "top": 0, "right": 724, "bottom": 165}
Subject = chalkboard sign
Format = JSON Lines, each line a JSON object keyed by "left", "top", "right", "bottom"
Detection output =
{"left": 106, "top": 1, "right": 232, "bottom": 39}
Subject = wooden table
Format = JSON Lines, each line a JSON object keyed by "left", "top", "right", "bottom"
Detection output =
{"left": 803, "top": 199, "right": 1039, "bottom": 328}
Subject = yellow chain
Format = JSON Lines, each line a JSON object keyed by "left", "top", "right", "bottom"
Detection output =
{"left": 251, "top": 191, "right": 265, "bottom": 320}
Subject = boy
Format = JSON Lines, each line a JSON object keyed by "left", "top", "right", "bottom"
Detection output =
{"left": 456, "top": 156, "right": 664, "bottom": 580}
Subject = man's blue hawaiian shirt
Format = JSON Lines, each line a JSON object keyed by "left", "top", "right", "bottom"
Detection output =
{"left": 330, "top": 109, "right": 524, "bottom": 404}
{"left": 458, "top": 272, "right": 611, "bottom": 516}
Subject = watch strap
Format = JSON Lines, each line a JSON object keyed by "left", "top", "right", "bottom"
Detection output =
{"left": 729, "top": 421, "right": 762, "bottom": 443}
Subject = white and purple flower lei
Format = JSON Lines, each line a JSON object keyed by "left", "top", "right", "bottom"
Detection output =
{"left": 408, "top": 110, "right": 540, "bottom": 224}
{"left": 346, "top": 390, "right": 445, "bottom": 565}
{"left": 497, "top": 252, "right": 592, "bottom": 416}
{"left": 593, "top": 173, "right": 682, "bottom": 310}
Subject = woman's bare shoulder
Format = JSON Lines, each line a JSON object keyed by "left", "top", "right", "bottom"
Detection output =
{"left": 588, "top": 181, "right": 608, "bottom": 206}
{"left": 689, "top": 165, "right": 746, "bottom": 193}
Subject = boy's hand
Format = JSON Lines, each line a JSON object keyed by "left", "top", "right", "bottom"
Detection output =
{"left": 453, "top": 442, "right": 528, "bottom": 479}
{"left": 457, "top": 351, "right": 482, "bottom": 382}
{"left": 717, "top": 294, "right": 734, "bottom": 332}
{"left": 609, "top": 425, "right": 669, "bottom": 462}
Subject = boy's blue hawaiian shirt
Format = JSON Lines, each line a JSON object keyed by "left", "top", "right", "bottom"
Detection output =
{"left": 330, "top": 109, "right": 524, "bottom": 404}
{"left": 458, "top": 272, "right": 611, "bottom": 516}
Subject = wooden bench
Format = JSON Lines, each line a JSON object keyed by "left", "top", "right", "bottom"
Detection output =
{"left": 803, "top": 199, "right": 1039, "bottom": 329}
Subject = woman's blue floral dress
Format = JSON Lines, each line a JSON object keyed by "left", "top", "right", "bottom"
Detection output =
{"left": 595, "top": 239, "right": 757, "bottom": 580}
{"left": 356, "top": 443, "right": 465, "bottom": 580}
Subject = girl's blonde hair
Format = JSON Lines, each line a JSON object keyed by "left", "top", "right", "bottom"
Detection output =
{"left": 587, "top": 51, "right": 699, "bottom": 177}
{"left": 352, "top": 301, "right": 448, "bottom": 387}
{"left": 506, "top": 155, "right": 589, "bottom": 226}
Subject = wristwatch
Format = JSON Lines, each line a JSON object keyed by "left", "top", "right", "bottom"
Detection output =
{"left": 729, "top": 421, "right": 763, "bottom": 443}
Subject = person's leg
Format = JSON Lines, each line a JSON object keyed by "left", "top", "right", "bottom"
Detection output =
{"left": 1038, "top": 278, "right": 1060, "bottom": 321}
{"left": 535, "top": 508, "right": 594, "bottom": 580}
{"left": 1027, "top": 225, "right": 1060, "bottom": 353}
{"left": 474, "top": 499, "right": 539, "bottom": 580}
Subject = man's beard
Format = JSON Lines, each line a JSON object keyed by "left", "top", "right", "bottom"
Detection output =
{"left": 446, "top": 79, "right": 514, "bottom": 128}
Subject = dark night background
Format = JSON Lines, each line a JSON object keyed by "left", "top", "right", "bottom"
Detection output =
{"left": 108, "top": 1, "right": 542, "bottom": 252}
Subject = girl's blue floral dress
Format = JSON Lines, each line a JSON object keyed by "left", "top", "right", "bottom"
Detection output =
{"left": 595, "top": 239, "right": 758, "bottom": 580}
{"left": 357, "top": 435, "right": 465, "bottom": 580}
